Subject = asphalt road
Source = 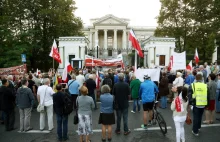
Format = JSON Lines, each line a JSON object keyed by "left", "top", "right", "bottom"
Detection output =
{"left": 0, "top": 102, "right": 220, "bottom": 142}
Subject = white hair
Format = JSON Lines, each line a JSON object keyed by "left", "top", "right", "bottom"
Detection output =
{"left": 89, "top": 74, "right": 93, "bottom": 79}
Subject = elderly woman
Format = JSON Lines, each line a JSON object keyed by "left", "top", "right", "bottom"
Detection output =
{"left": 173, "top": 72, "right": 184, "bottom": 88}
{"left": 99, "top": 85, "right": 115, "bottom": 142}
{"left": 77, "top": 86, "right": 95, "bottom": 142}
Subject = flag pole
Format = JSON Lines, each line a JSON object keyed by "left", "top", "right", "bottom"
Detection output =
{"left": 53, "top": 58, "right": 54, "bottom": 70}
{"left": 134, "top": 50, "right": 137, "bottom": 72}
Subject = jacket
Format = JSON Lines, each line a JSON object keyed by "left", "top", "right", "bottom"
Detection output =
{"left": 0, "top": 86, "right": 15, "bottom": 111}
{"left": 158, "top": 77, "right": 169, "bottom": 97}
{"left": 130, "top": 79, "right": 141, "bottom": 99}
{"left": 16, "top": 86, "right": 34, "bottom": 109}
{"left": 139, "top": 80, "right": 159, "bottom": 103}
{"left": 53, "top": 91, "right": 65, "bottom": 115}
{"left": 86, "top": 78, "right": 96, "bottom": 95}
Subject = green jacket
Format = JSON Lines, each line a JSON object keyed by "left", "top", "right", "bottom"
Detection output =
{"left": 130, "top": 79, "right": 141, "bottom": 99}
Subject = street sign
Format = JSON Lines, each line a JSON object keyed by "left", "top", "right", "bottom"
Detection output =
{"left": 21, "top": 54, "right": 26, "bottom": 62}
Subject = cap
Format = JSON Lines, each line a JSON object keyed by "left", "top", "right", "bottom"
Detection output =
{"left": 143, "top": 75, "right": 150, "bottom": 80}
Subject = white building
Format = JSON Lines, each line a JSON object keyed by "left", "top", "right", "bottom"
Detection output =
{"left": 58, "top": 14, "right": 175, "bottom": 70}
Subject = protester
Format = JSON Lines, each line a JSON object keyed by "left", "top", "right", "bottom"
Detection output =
{"left": 68, "top": 74, "right": 80, "bottom": 109}
{"left": 113, "top": 73, "right": 131, "bottom": 135}
{"left": 0, "top": 79, "right": 16, "bottom": 131}
{"left": 102, "top": 73, "right": 113, "bottom": 91}
{"left": 16, "top": 78, "right": 35, "bottom": 132}
{"left": 76, "top": 70, "right": 85, "bottom": 89}
{"left": 173, "top": 72, "right": 184, "bottom": 88}
{"left": 139, "top": 75, "right": 159, "bottom": 129}
{"left": 199, "top": 65, "right": 207, "bottom": 83}
{"left": 216, "top": 72, "right": 220, "bottom": 113}
{"left": 53, "top": 84, "right": 69, "bottom": 142}
{"left": 184, "top": 70, "right": 195, "bottom": 88}
{"left": 158, "top": 72, "right": 169, "bottom": 109}
{"left": 171, "top": 86, "right": 188, "bottom": 142}
{"left": 99, "top": 85, "right": 115, "bottom": 142}
{"left": 130, "top": 75, "right": 141, "bottom": 113}
{"left": 77, "top": 86, "right": 95, "bottom": 142}
{"left": 37, "top": 78, "right": 55, "bottom": 131}
{"left": 203, "top": 73, "right": 217, "bottom": 124}
{"left": 188, "top": 74, "right": 209, "bottom": 136}
{"left": 86, "top": 74, "right": 97, "bottom": 109}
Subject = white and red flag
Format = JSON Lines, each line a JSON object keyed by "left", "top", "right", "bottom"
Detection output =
{"left": 96, "top": 70, "right": 100, "bottom": 89}
{"left": 186, "top": 60, "right": 193, "bottom": 71}
{"left": 175, "top": 92, "right": 184, "bottom": 112}
{"left": 168, "top": 55, "right": 173, "bottom": 71}
{"left": 49, "top": 39, "right": 62, "bottom": 63}
{"left": 194, "top": 48, "right": 199, "bottom": 64}
{"left": 62, "top": 62, "right": 73, "bottom": 82}
{"left": 129, "top": 29, "right": 144, "bottom": 58}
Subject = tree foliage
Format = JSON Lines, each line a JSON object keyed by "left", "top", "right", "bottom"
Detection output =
{"left": 0, "top": 0, "right": 83, "bottom": 71}
{"left": 155, "top": 0, "right": 220, "bottom": 63}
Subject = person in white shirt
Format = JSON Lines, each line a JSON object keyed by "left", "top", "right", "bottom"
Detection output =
{"left": 173, "top": 72, "right": 184, "bottom": 87}
{"left": 204, "top": 62, "right": 211, "bottom": 78}
{"left": 76, "top": 70, "right": 85, "bottom": 89}
{"left": 37, "top": 78, "right": 55, "bottom": 131}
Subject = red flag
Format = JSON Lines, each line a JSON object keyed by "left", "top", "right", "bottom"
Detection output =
{"left": 186, "top": 60, "right": 193, "bottom": 71}
{"left": 194, "top": 48, "right": 199, "bottom": 64}
{"left": 62, "top": 63, "right": 73, "bottom": 82}
{"left": 168, "top": 56, "right": 173, "bottom": 71}
{"left": 175, "top": 92, "right": 184, "bottom": 112}
{"left": 129, "top": 29, "right": 144, "bottom": 58}
{"left": 49, "top": 39, "right": 62, "bottom": 63}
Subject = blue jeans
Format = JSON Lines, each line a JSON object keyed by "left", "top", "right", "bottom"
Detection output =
{"left": 116, "top": 108, "right": 129, "bottom": 132}
{"left": 192, "top": 107, "right": 204, "bottom": 134}
{"left": 216, "top": 93, "right": 220, "bottom": 112}
{"left": 56, "top": 114, "right": 68, "bottom": 141}
{"left": 160, "top": 96, "right": 167, "bottom": 108}
{"left": 90, "top": 94, "right": 97, "bottom": 108}
{"left": 132, "top": 99, "right": 140, "bottom": 112}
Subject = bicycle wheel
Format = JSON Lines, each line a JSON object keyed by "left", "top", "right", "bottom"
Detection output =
{"left": 156, "top": 112, "right": 167, "bottom": 135}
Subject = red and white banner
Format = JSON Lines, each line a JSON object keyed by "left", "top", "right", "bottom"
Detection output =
{"left": 0, "top": 64, "right": 27, "bottom": 75}
{"left": 49, "top": 39, "right": 62, "bottom": 63}
{"left": 84, "top": 55, "right": 124, "bottom": 67}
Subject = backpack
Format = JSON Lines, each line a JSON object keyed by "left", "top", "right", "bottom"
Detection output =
{"left": 63, "top": 93, "right": 73, "bottom": 115}
{"left": 103, "top": 78, "right": 112, "bottom": 88}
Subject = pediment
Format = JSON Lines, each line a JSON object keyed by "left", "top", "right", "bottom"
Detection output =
{"left": 93, "top": 14, "right": 128, "bottom": 25}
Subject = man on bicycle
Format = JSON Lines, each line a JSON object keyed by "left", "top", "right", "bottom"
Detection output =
{"left": 139, "top": 75, "right": 159, "bottom": 129}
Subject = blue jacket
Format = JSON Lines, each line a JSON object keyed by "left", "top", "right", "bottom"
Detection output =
{"left": 139, "top": 80, "right": 159, "bottom": 103}
{"left": 184, "top": 74, "right": 195, "bottom": 85}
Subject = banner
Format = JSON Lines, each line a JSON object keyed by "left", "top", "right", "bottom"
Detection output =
{"left": 135, "top": 69, "right": 160, "bottom": 82}
{"left": 0, "top": 64, "right": 27, "bottom": 75}
{"left": 172, "top": 51, "right": 186, "bottom": 70}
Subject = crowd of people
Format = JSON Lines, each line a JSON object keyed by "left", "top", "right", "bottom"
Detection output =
{"left": 0, "top": 62, "right": 220, "bottom": 142}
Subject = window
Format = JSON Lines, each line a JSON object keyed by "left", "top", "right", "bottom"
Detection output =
{"left": 159, "top": 55, "right": 165, "bottom": 66}
{"left": 69, "top": 55, "right": 75, "bottom": 64}
{"left": 108, "top": 49, "right": 112, "bottom": 56}
{"left": 108, "top": 36, "right": 113, "bottom": 47}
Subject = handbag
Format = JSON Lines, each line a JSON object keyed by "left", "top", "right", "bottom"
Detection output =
{"left": 37, "top": 87, "right": 48, "bottom": 113}
{"left": 185, "top": 115, "right": 192, "bottom": 125}
{"left": 73, "top": 97, "right": 79, "bottom": 125}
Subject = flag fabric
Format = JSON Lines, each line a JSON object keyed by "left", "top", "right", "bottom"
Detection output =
{"left": 96, "top": 70, "right": 100, "bottom": 89}
{"left": 194, "top": 48, "right": 199, "bottom": 64}
{"left": 49, "top": 39, "right": 62, "bottom": 63}
{"left": 62, "top": 63, "right": 73, "bottom": 81}
{"left": 175, "top": 92, "right": 184, "bottom": 112}
{"left": 36, "top": 68, "right": 39, "bottom": 75}
{"left": 53, "top": 75, "right": 58, "bottom": 92}
{"left": 168, "top": 56, "right": 173, "bottom": 71}
{"left": 129, "top": 29, "right": 144, "bottom": 58}
{"left": 186, "top": 60, "right": 193, "bottom": 71}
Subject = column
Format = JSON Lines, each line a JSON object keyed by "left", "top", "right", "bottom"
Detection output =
{"left": 89, "top": 32, "right": 92, "bottom": 49}
{"left": 122, "top": 30, "right": 127, "bottom": 49}
{"left": 94, "top": 30, "right": 99, "bottom": 58}
{"left": 59, "top": 46, "right": 64, "bottom": 68}
{"left": 113, "top": 29, "right": 118, "bottom": 57}
{"left": 144, "top": 50, "right": 147, "bottom": 67}
{"left": 149, "top": 47, "right": 155, "bottom": 68}
{"left": 104, "top": 29, "right": 108, "bottom": 58}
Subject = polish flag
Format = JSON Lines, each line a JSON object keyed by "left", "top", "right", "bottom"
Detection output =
{"left": 62, "top": 63, "right": 73, "bottom": 81}
{"left": 175, "top": 92, "right": 184, "bottom": 112}
{"left": 129, "top": 29, "right": 144, "bottom": 58}
{"left": 49, "top": 39, "right": 62, "bottom": 63}
{"left": 168, "top": 56, "right": 173, "bottom": 71}
{"left": 194, "top": 48, "right": 199, "bottom": 64}
{"left": 96, "top": 70, "right": 100, "bottom": 89}
{"left": 186, "top": 60, "right": 193, "bottom": 71}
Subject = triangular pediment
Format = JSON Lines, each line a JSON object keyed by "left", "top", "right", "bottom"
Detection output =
{"left": 93, "top": 14, "right": 128, "bottom": 25}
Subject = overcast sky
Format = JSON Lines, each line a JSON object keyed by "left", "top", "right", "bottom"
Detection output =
{"left": 74, "top": 0, "right": 161, "bottom": 27}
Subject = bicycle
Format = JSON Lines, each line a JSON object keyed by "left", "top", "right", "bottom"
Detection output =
{"left": 151, "top": 101, "right": 168, "bottom": 135}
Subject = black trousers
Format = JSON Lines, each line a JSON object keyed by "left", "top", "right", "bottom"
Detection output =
{"left": 4, "top": 109, "right": 15, "bottom": 131}
{"left": 71, "top": 95, "right": 78, "bottom": 109}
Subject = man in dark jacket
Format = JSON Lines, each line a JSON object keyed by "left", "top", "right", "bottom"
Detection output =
{"left": 102, "top": 73, "right": 112, "bottom": 93}
{"left": 86, "top": 74, "right": 97, "bottom": 109}
{"left": 0, "top": 79, "right": 16, "bottom": 131}
{"left": 113, "top": 73, "right": 131, "bottom": 135}
{"left": 17, "top": 78, "right": 34, "bottom": 132}
{"left": 53, "top": 84, "right": 69, "bottom": 142}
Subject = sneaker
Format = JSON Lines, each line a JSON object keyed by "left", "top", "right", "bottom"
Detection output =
{"left": 141, "top": 124, "right": 147, "bottom": 129}
{"left": 192, "top": 130, "right": 199, "bottom": 136}
{"left": 124, "top": 129, "right": 131, "bottom": 135}
{"left": 115, "top": 130, "right": 120, "bottom": 134}
{"left": 131, "top": 110, "right": 135, "bottom": 113}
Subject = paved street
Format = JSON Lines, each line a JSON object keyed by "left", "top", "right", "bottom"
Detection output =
{"left": 0, "top": 102, "right": 220, "bottom": 142}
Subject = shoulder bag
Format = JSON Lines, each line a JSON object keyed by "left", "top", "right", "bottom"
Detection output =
{"left": 37, "top": 87, "right": 48, "bottom": 113}
{"left": 67, "top": 80, "right": 75, "bottom": 95}
{"left": 73, "top": 96, "right": 79, "bottom": 125}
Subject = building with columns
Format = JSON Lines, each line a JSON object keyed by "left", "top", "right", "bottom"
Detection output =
{"left": 58, "top": 14, "right": 176, "bottom": 70}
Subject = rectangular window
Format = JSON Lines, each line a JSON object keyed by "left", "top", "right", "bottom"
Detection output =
{"left": 159, "top": 55, "right": 165, "bottom": 66}
{"left": 69, "top": 55, "right": 75, "bottom": 64}
{"left": 108, "top": 36, "right": 113, "bottom": 47}
{"left": 108, "top": 50, "right": 112, "bottom": 56}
